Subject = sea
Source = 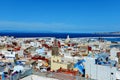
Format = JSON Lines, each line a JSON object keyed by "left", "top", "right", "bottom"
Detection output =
{"left": 0, "top": 32, "right": 120, "bottom": 42}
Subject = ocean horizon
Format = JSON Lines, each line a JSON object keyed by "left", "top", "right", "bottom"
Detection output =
{"left": 0, "top": 32, "right": 120, "bottom": 42}
{"left": 0, "top": 32, "right": 120, "bottom": 38}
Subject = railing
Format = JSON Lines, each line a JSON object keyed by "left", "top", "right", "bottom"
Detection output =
{"left": 32, "top": 71, "right": 96, "bottom": 80}
{"left": 1, "top": 67, "right": 96, "bottom": 80}
{"left": 3, "top": 68, "right": 32, "bottom": 80}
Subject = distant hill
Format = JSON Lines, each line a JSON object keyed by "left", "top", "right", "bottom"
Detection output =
{"left": 94, "top": 31, "right": 120, "bottom": 34}
{"left": 109, "top": 32, "right": 120, "bottom": 34}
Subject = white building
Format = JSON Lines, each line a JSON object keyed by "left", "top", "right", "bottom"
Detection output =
{"left": 84, "top": 57, "right": 118, "bottom": 80}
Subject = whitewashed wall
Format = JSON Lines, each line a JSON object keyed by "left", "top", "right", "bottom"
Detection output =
{"left": 84, "top": 57, "right": 117, "bottom": 80}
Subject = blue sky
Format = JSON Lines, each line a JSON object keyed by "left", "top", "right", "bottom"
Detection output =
{"left": 0, "top": 0, "right": 120, "bottom": 33}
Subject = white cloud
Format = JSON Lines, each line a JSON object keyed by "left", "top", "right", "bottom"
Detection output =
{"left": 0, "top": 21, "right": 118, "bottom": 33}
{"left": 0, "top": 21, "right": 80, "bottom": 32}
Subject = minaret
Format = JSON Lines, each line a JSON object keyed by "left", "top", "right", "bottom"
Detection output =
{"left": 51, "top": 39, "right": 59, "bottom": 56}
{"left": 65, "top": 35, "right": 70, "bottom": 43}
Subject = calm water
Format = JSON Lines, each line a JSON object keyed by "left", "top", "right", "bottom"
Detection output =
{"left": 0, "top": 32, "right": 120, "bottom": 41}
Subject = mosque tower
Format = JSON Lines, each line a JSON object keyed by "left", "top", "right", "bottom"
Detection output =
{"left": 51, "top": 39, "right": 59, "bottom": 56}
